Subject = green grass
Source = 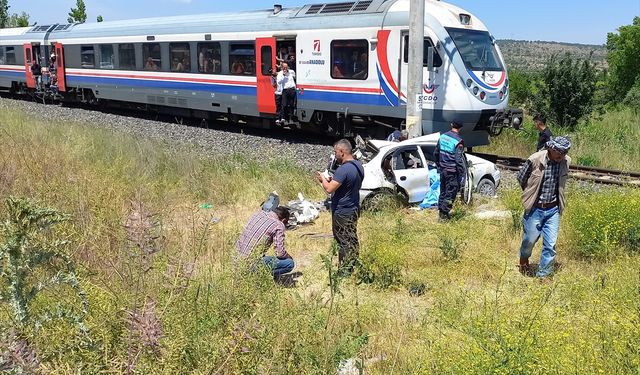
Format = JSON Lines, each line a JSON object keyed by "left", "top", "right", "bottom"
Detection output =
{"left": 479, "top": 108, "right": 640, "bottom": 171}
{"left": 1, "top": 104, "right": 639, "bottom": 374}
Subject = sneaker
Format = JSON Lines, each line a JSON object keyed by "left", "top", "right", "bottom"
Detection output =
{"left": 280, "top": 119, "right": 286, "bottom": 124}
{"left": 275, "top": 119, "right": 281, "bottom": 125}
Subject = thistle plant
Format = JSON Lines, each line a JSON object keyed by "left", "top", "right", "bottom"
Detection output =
{"left": 0, "top": 196, "right": 88, "bottom": 331}
{"left": 0, "top": 197, "right": 88, "bottom": 373}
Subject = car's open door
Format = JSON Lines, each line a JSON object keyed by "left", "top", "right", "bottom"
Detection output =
{"left": 462, "top": 156, "right": 473, "bottom": 204}
{"left": 391, "top": 146, "right": 430, "bottom": 203}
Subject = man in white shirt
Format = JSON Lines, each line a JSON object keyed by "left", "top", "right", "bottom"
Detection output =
{"left": 276, "top": 63, "right": 296, "bottom": 124}
{"left": 270, "top": 68, "right": 284, "bottom": 125}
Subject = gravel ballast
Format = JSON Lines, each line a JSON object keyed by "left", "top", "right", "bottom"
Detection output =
{"left": 0, "top": 97, "right": 334, "bottom": 172}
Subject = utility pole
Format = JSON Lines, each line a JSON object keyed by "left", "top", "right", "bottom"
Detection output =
{"left": 406, "top": 0, "right": 425, "bottom": 138}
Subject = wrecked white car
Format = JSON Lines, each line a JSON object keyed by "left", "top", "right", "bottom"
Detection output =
{"left": 347, "top": 133, "right": 501, "bottom": 208}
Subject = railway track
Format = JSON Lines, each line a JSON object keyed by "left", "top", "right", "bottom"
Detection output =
{"left": 470, "top": 152, "right": 640, "bottom": 187}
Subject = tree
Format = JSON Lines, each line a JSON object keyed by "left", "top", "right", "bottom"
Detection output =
{"left": 537, "top": 54, "right": 597, "bottom": 129}
{"left": 67, "top": 0, "right": 87, "bottom": 23}
{"left": 97, "top": 15, "right": 103, "bottom": 22}
{"left": 606, "top": 17, "right": 640, "bottom": 103}
{"left": 506, "top": 68, "right": 540, "bottom": 109}
{"left": 0, "top": 0, "right": 8, "bottom": 28}
{"left": 7, "top": 11, "right": 29, "bottom": 27}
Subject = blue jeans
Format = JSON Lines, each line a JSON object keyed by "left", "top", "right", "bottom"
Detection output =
{"left": 261, "top": 256, "right": 294, "bottom": 276}
{"left": 519, "top": 206, "right": 560, "bottom": 277}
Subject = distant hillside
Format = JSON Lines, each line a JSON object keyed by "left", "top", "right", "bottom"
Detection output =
{"left": 497, "top": 39, "right": 607, "bottom": 72}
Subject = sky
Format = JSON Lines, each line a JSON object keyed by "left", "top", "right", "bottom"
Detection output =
{"left": 9, "top": 0, "right": 640, "bottom": 45}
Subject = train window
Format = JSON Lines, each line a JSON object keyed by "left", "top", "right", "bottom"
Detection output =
{"left": 330, "top": 40, "right": 368, "bottom": 80}
{"left": 229, "top": 43, "right": 255, "bottom": 76}
{"left": 402, "top": 36, "right": 443, "bottom": 67}
{"left": 143, "top": 43, "right": 161, "bottom": 71}
{"left": 99, "top": 45, "right": 114, "bottom": 69}
{"left": 0, "top": 48, "right": 4, "bottom": 65}
{"left": 170, "top": 43, "right": 191, "bottom": 73}
{"left": 118, "top": 43, "right": 136, "bottom": 70}
{"left": 197, "top": 42, "right": 221, "bottom": 74}
{"left": 25, "top": 47, "right": 32, "bottom": 64}
{"left": 81, "top": 45, "right": 95, "bottom": 69}
{"left": 6, "top": 47, "right": 16, "bottom": 65}
{"left": 260, "top": 46, "right": 272, "bottom": 75}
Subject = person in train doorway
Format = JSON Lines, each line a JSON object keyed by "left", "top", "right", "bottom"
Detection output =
{"left": 434, "top": 121, "right": 467, "bottom": 221}
{"left": 271, "top": 68, "right": 284, "bottom": 126}
{"left": 517, "top": 136, "right": 571, "bottom": 280}
{"left": 534, "top": 114, "right": 553, "bottom": 152}
{"left": 31, "top": 59, "right": 42, "bottom": 91}
{"left": 316, "top": 139, "right": 365, "bottom": 275}
{"left": 277, "top": 62, "right": 296, "bottom": 124}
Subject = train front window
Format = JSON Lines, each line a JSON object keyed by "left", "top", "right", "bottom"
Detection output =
{"left": 446, "top": 28, "right": 503, "bottom": 71}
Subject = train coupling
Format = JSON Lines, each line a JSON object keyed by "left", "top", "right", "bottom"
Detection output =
{"left": 488, "top": 107, "right": 524, "bottom": 136}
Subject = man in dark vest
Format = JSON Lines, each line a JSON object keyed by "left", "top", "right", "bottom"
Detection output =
{"left": 434, "top": 121, "right": 467, "bottom": 220}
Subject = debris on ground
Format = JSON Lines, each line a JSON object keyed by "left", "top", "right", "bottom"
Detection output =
{"left": 287, "top": 193, "right": 322, "bottom": 226}
{"left": 474, "top": 210, "right": 511, "bottom": 220}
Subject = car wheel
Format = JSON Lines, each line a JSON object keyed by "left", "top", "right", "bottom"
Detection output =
{"left": 476, "top": 178, "right": 496, "bottom": 197}
{"left": 362, "top": 188, "right": 405, "bottom": 212}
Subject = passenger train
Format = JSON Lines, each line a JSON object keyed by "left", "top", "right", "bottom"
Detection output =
{"left": 0, "top": 0, "right": 522, "bottom": 147}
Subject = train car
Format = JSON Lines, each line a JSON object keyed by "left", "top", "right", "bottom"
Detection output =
{"left": 0, "top": 0, "right": 522, "bottom": 147}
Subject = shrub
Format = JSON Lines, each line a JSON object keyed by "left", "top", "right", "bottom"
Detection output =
{"left": 357, "top": 218, "right": 406, "bottom": 288}
{"left": 565, "top": 190, "right": 640, "bottom": 260}
{"left": 437, "top": 228, "right": 467, "bottom": 262}
{"left": 622, "top": 82, "right": 640, "bottom": 113}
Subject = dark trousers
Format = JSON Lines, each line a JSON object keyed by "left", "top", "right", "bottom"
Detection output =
{"left": 275, "top": 94, "right": 282, "bottom": 120}
{"left": 280, "top": 88, "right": 296, "bottom": 121}
{"left": 332, "top": 211, "right": 359, "bottom": 270}
{"left": 438, "top": 170, "right": 461, "bottom": 216}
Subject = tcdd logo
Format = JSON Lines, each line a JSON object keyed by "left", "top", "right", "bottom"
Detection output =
{"left": 313, "top": 40, "right": 321, "bottom": 52}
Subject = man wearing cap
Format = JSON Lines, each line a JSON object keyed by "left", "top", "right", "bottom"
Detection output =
{"left": 517, "top": 136, "right": 572, "bottom": 279}
{"left": 434, "top": 121, "right": 467, "bottom": 220}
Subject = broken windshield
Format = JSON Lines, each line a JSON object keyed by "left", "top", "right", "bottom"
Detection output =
{"left": 446, "top": 28, "right": 503, "bottom": 71}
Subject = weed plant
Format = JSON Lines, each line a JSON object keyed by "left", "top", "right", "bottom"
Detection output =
{"left": 1, "top": 104, "right": 639, "bottom": 373}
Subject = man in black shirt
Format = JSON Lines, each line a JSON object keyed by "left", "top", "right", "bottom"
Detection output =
{"left": 534, "top": 114, "right": 552, "bottom": 151}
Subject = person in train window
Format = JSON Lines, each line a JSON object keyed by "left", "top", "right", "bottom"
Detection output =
{"left": 276, "top": 62, "right": 296, "bottom": 124}
{"left": 232, "top": 58, "right": 245, "bottom": 74}
{"left": 332, "top": 60, "right": 346, "bottom": 78}
{"left": 145, "top": 57, "right": 158, "bottom": 70}
{"left": 352, "top": 53, "right": 368, "bottom": 79}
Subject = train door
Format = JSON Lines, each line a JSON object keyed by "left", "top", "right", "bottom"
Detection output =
{"left": 255, "top": 37, "right": 277, "bottom": 114}
{"left": 23, "top": 44, "right": 36, "bottom": 89}
{"left": 54, "top": 43, "right": 67, "bottom": 92}
{"left": 398, "top": 31, "right": 409, "bottom": 105}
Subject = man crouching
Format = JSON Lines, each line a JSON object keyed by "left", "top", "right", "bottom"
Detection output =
{"left": 236, "top": 206, "right": 294, "bottom": 277}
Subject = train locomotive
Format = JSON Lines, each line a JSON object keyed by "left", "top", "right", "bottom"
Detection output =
{"left": 0, "top": 0, "right": 523, "bottom": 147}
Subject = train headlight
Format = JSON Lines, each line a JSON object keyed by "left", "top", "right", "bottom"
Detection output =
{"left": 480, "top": 91, "right": 486, "bottom": 100}
{"left": 505, "top": 79, "right": 509, "bottom": 87}
{"left": 498, "top": 91, "right": 504, "bottom": 100}
{"left": 473, "top": 86, "right": 479, "bottom": 95}
{"left": 466, "top": 79, "right": 472, "bottom": 88}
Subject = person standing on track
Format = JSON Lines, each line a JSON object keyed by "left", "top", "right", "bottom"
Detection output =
{"left": 534, "top": 114, "right": 553, "bottom": 152}
{"left": 434, "top": 121, "right": 467, "bottom": 221}
{"left": 316, "top": 139, "right": 364, "bottom": 274}
{"left": 517, "top": 136, "right": 571, "bottom": 279}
